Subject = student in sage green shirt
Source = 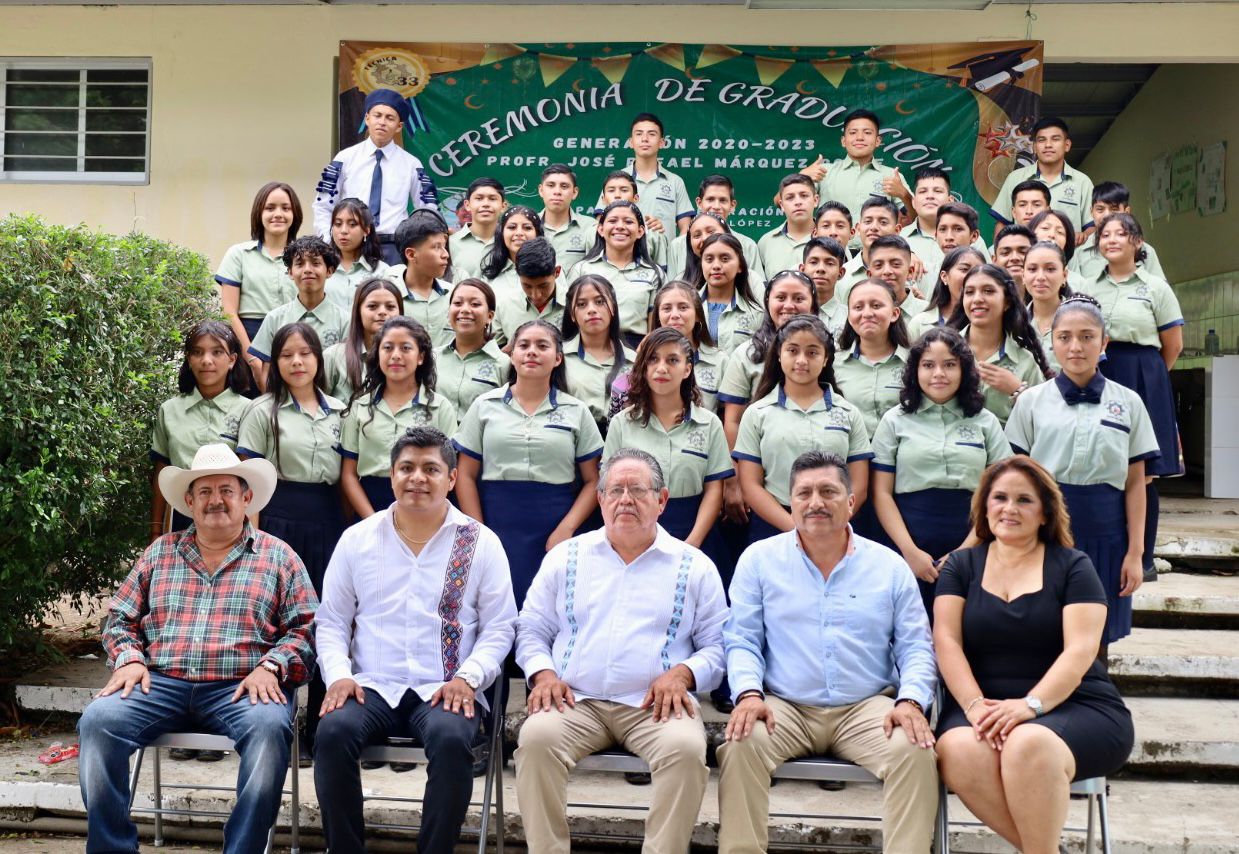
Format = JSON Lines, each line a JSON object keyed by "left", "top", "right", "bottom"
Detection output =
{"left": 947, "top": 264, "right": 1053, "bottom": 425}
{"left": 651, "top": 280, "right": 727, "bottom": 414}
{"left": 733, "top": 314, "right": 872, "bottom": 544}
{"left": 757, "top": 174, "right": 818, "bottom": 278}
{"left": 493, "top": 238, "right": 566, "bottom": 349}
{"left": 695, "top": 232, "right": 764, "bottom": 354}
{"left": 907, "top": 246, "right": 986, "bottom": 342}
{"left": 834, "top": 278, "right": 913, "bottom": 440}
{"left": 477, "top": 205, "right": 543, "bottom": 301}
{"left": 559, "top": 274, "right": 636, "bottom": 432}
{"left": 449, "top": 177, "right": 506, "bottom": 280}
{"left": 437, "top": 279, "right": 510, "bottom": 422}
{"left": 385, "top": 211, "right": 454, "bottom": 348}
{"left": 801, "top": 108, "right": 914, "bottom": 229}
{"left": 324, "top": 198, "right": 389, "bottom": 311}
{"left": 322, "top": 277, "right": 403, "bottom": 405}
{"left": 235, "top": 321, "right": 345, "bottom": 757}
{"left": 150, "top": 320, "right": 253, "bottom": 538}
{"left": 990, "top": 116, "right": 1094, "bottom": 238}
{"left": 338, "top": 317, "right": 457, "bottom": 519}
{"left": 538, "top": 164, "right": 595, "bottom": 271}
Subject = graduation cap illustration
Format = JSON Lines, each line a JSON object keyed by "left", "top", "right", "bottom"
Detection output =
{"left": 949, "top": 49, "right": 1040, "bottom": 93}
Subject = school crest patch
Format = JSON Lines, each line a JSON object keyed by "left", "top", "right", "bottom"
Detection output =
{"left": 546, "top": 407, "right": 568, "bottom": 427}
{"left": 697, "top": 367, "right": 717, "bottom": 390}
{"left": 956, "top": 425, "right": 979, "bottom": 443}
{"left": 409, "top": 408, "right": 430, "bottom": 426}
{"left": 686, "top": 427, "right": 707, "bottom": 450}
{"left": 825, "top": 406, "right": 851, "bottom": 429}
{"left": 322, "top": 329, "right": 342, "bottom": 347}
{"left": 1105, "top": 401, "right": 1127, "bottom": 420}
{"left": 474, "top": 361, "right": 497, "bottom": 382}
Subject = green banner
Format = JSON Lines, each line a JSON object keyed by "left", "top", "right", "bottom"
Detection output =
{"left": 338, "top": 41, "right": 1044, "bottom": 238}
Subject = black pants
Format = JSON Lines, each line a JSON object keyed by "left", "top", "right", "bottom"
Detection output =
{"left": 314, "top": 687, "right": 480, "bottom": 853}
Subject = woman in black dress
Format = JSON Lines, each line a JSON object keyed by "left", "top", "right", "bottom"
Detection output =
{"left": 934, "top": 456, "right": 1134, "bottom": 854}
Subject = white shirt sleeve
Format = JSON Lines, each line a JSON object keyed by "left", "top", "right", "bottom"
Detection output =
{"left": 314, "top": 525, "right": 359, "bottom": 688}
{"left": 515, "top": 545, "right": 566, "bottom": 680}
{"left": 455, "top": 530, "right": 517, "bottom": 690}
{"left": 676, "top": 557, "right": 728, "bottom": 693}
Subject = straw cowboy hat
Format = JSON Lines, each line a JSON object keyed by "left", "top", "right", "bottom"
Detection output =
{"left": 157, "top": 443, "right": 278, "bottom": 517}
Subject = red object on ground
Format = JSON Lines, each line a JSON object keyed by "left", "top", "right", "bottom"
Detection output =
{"left": 38, "top": 742, "right": 80, "bottom": 764}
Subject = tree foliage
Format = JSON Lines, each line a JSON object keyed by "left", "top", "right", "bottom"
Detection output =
{"left": 0, "top": 215, "right": 218, "bottom": 648}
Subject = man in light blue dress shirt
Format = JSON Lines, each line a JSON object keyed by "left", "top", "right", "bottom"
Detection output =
{"left": 717, "top": 450, "right": 939, "bottom": 854}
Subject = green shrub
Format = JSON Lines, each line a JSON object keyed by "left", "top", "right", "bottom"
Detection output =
{"left": 0, "top": 215, "right": 218, "bottom": 649}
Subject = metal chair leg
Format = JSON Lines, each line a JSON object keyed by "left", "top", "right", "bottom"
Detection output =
{"left": 128, "top": 748, "right": 146, "bottom": 810}
{"left": 935, "top": 780, "right": 950, "bottom": 854}
{"left": 478, "top": 718, "right": 499, "bottom": 853}
{"left": 1098, "top": 786, "right": 1112, "bottom": 854}
{"left": 264, "top": 825, "right": 274, "bottom": 854}
{"left": 1085, "top": 792, "right": 1097, "bottom": 854}
{"left": 290, "top": 717, "right": 301, "bottom": 854}
{"left": 495, "top": 728, "right": 506, "bottom": 854}
{"left": 153, "top": 747, "right": 164, "bottom": 847}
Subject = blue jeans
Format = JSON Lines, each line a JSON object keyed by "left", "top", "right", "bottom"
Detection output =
{"left": 314, "top": 687, "right": 480, "bottom": 853}
{"left": 77, "top": 671, "right": 294, "bottom": 854}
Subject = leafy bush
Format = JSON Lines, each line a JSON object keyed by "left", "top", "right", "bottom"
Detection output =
{"left": 0, "top": 215, "right": 218, "bottom": 648}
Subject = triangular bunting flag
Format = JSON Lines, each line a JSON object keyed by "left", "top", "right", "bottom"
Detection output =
{"left": 695, "top": 44, "right": 743, "bottom": 70}
{"left": 539, "top": 54, "right": 578, "bottom": 88}
{"left": 479, "top": 44, "right": 526, "bottom": 66}
{"left": 811, "top": 57, "right": 852, "bottom": 88}
{"left": 645, "top": 43, "right": 687, "bottom": 72}
{"left": 592, "top": 55, "right": 634, "bottom": 85}
{"left": 754, "top": 56, "right": 796, "bottom": 87}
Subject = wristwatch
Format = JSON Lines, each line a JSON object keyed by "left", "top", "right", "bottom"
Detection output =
{"left": 260, "top": 660, "right": 281, "bottom": 677}
{"left": 1024, "top": 695, "right": 1044, "bottom": 717}
{"left": 459, "top": 671, "right": 481, "bottom": 690}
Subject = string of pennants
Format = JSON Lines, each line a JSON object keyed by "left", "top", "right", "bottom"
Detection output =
{"left": 478, "top": 43, "right": 856, "bottom": 89}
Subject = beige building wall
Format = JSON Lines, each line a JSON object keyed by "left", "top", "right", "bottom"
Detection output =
{"left": 1082, "top": 63, "right": 1239, "bottom": 285}
{"left": 3, "top": 3, "right": 1239, "bottom": 268}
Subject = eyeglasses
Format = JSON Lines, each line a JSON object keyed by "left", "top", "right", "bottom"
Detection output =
{"left": 602, "top": 485, "right": 653, "bottom": 501}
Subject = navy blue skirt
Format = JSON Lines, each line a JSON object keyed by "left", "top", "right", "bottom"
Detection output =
{"left": 241, "top": 317, "right": 264, "bottom": 341}
{"left": 851, "top": 499, "right": 888, "bottom": 545}
{"left": 360, "top": 475, "right": 394, "bottom": 514}
{"left": 747, "top": 506, "right": 791, "bottom": 545}
{"left": 482, "top": 480, "right": 577, "bottom": 607}
{"left": 662, "top": 494, "right": 729, "bottom": 578}
{"left": 895, "top": 488, "right": 974, "bottom": 613}
{"left": 1061, "top": 482, "right": 1130, "bottom": 643}
{"left": 1100, "top": 342, "right": 1180, "bottom": 477}
{"left": 261, "top": 480, "right": 344, "bottom": 591}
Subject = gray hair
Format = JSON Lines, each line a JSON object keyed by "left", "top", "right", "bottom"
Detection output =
{"left": 789, "top": 451, "right": 851, "bottom": 494}
{"left": 598, "top": 448, "right": 666, "bottom": 493}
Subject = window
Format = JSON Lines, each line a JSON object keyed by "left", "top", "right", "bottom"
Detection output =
{"left": 1, "top": 58, "right": 151, "bottom": 184}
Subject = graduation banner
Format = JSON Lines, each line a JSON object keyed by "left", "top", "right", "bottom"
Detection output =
{"left": 337, "top": 41, "right": 1044, "bottom": 237}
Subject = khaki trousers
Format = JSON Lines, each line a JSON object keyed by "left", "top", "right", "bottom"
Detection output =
{"left": 515, "top": 698, "right": 708, "bottom": 854}
{"left": 716, "top": 694, "right": 938, "bottom": 854}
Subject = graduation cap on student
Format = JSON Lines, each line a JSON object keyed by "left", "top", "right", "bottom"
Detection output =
{"left": 364, "top": 88, "right": 413, "bottom": 126}
{"left": 948, "top": 49, "right": 1040, "bottom": 93}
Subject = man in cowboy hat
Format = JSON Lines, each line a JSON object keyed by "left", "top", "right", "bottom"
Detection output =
{"left": 77, "top": 443, "right": 318, "bottom": 854}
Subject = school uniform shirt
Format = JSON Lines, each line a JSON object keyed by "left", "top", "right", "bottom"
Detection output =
{"left": 313, "top": 138, "right": 437, "bottom": 238}
{"left": 991, "top": 162, "right": 1095, "bottom": 234}
{"left": 647, "top": 229, "right": 671, "bottom": 271}
{"left": 321, "top": 342, "right": 364, "bottom": 404}
{"left": 516, "top": 525, "right": 727, "bottom": 706}
{"left": 906, "top": 308, "right": 948, "bottom": 342}
{"left": 819, "top": 296, "right": 848, "bottom": 340}
{"left": 1006, "top": 373, "right": 1161, "bottom": 492}
{"left": 593, "top": 161, "right": 695, "bottom": 234}
{"left": 1033, "top": 321, "right": 1060, "bottom": 375}
{"left": 384, "top": 268, "right": 454, "bottom": 347}
{"left": 603, "top": 405, "right": 734, "bottom": 499}
{"left": 562, "top": 335, "right": 638, "bottom": 426}
{"left": 150, "top": 388, "right": 251, "bottom": 467}
{"left": 541, "top": 209, "right": 597, "bottom": 271}
{"left": 871, "top": 398, "right": 1012, "bottom": 494}
{"left": 1069, "top": 234, "right": 1165, "bottom": 282}
{"left": 667, "top": 232, "right": 766, "bottom": 285}
{"left": 834, "top": 254, "right": 868, "bottom": 305}
{"left": 756, "top": 224, "right": 812, "bottom": 281}
{"left": 492, "top": 288, "right": 568, "bottom": 349}
{"left": 214, "top": 241, "right": 297, "bottom": 320}
{"left": 1075, "top": 267, "right": 1184, "bottom": 348}
{"left": 436, "top": 339, "right": 510, "bottom": 422}
{"left": 324, "top": 257, "right": 389, "bottom": 311}
{"left": 701, "top": 292, "right": 764, "bottom": 354}
{"left": 833, "top": 344, "right": 909, "bottom": 438}
{"left": 337, "top": 388, "right": 458, "bottom": 478}
{"left": 716, "top": 345, "right": 764, "bottom": 406}
{"left": 453, "top": 385, "right": 603, "bottom": 483}
{"left": 897, "top": 290, "right": 930, "bottom": 322}
{"left": 900, "top": 221, "right": 991, "bottom": 268}
{"left": 693, "top": 344, "right": 726, "bottom": 413}
{"left": 235, "top": 391, "right": 346, "bottom": 484}
{"left": 817, "top": 157, "right": 910, "bottom": 223}
{"left": 962, "top": 329, "right": 1047, "bottom": 424}
{"left": 247, "top": 296, "right": 349, "bottom": 362}
{"left": 566, "top": 256, "right": 662, "bottom": 339}
{"left": 733, "top": 386, "right": 873, "bottom": 506}
{"left": 448, "top": 228, "right": 494, "bottom": 280}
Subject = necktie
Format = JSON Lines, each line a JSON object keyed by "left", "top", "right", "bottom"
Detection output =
{"left": 369, "top": 149, "right": 384, "bottom": 224}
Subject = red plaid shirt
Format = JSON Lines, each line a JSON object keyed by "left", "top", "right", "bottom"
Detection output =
{"left": 102, "top": 522, "right": 318, "bottom": 684}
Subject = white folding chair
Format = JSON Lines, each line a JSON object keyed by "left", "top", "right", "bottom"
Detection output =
{"left": 354, "top": 677, "right": 506, "bottom": 853}
{"left": 127, "top": 728, "right": 300, "bottom": 854}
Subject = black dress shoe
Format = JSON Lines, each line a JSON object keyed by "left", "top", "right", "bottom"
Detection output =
{"left": 818, "top": 780, "right": 846, "bottom": 791}
{"left": 196, "top": 749, "right": 226, "bottom": 762}
{"left": 360, "top": 760, "right": 386, "bottom": 770}
{"left": 298, "top": 742, "right": 313, "bottom": 768}
{"left": 168, "top": 748, "right": 199, "bottom": 761}
{"left": 1143, "top": 565, "right": 1159, "bottom": 582}
{"left": 390, "top": 761, "right": 418, "bottom": 773}
{"left": 712, "top": 695, "right": 735, "bottom": 714}
{"left": 624, "top": 772, "right": 652, "bottom": 785}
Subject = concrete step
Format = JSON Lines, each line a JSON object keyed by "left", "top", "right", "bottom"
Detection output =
{"left": 1125, "top": 696, "right": 1239, "bottom": 774}
{"left": 1133, "top": 571, "right": 1239, "bottom": 628}
{"left": 1110, "top": 628, "right": 1239, "bottom": 695}
{"left": 1156, "top": 496, "right": 1239, "bottom": 567}
{"left": 4, "top": 726, "right": 1238, "bottom": 853}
